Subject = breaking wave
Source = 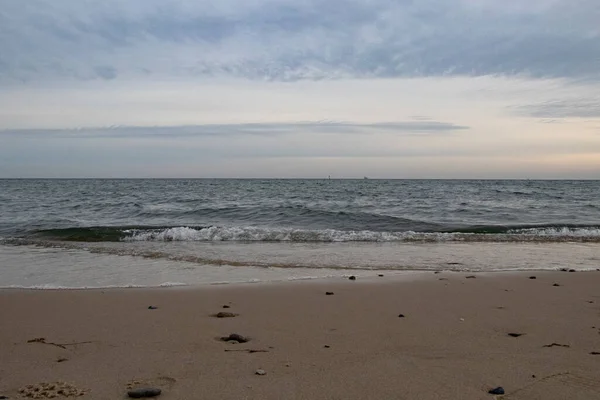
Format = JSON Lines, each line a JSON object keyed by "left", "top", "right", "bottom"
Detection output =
{"left": 26, "top": 224, "right": 600, "bottom": 243}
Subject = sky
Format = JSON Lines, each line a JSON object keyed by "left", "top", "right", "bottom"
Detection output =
{"left": 0, "top": 0, "right": 599, "bottom": 178}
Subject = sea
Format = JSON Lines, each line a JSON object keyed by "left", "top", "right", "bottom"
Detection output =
{"left": 1, "top": 179, "right": 599, "bottom": 289}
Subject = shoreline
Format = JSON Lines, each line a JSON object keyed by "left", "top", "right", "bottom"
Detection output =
{"left": 2, "top": 270, "right": 600, "bottom": 399}
{"left": 0, "top": 268, "right": 596, "bottom": 292}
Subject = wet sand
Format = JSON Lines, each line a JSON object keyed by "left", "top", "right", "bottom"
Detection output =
{"left": 1, "top": 271, "right": 600, "bottom": 399}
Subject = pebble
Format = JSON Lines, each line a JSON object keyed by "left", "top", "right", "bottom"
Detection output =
{"left": 378, "top": 274, "right": 384, "bottom": 277}
{"left": 569, "top": 269, "right": 576, "bottom": 272}
{"left": 508, "top": 333, "right": 524, "bottom": 337}
{"left": 398, "top": 314, "right": 405, "bottom": 318}
{"left": 488, "top": 387, "right": 505, "bottom": 395}
{"left": 529, "top": 276, "right": 536, "bottom": 279}
{"left": 324, "top": 345, "right": 331, "bottom": 348}
{"left": 590, "top": 352, "right": 600, "bottom": 355}
{"left": 325, "top": 292, "right": 334, "bottom": 295}
{"left": 148, "top": 306, "right": 158, "bottom": 310}
{"left": 0, "top": 395, "right": 8, "bottom": 399}
{"left": 348, "top": 276, "right": 356, "bottom": 280}
{"left": 552, "top": 283, "right": 560, "bottom": 287}
{"left": 127, "top": 388, "right": 162, "bottom": 398}
{"left": 255, "top": 369, "right": 266, "bottom": 376}
{"left": 213, "top": 312, "right": 238, "bottom": 318}
{"left": 220, "top": 333, "right": 250, "bottom": 343}
{"left": 466, "top": 275, "right": 476, "bottom": 279}
{"left": 222, "top": 305, "right": 231, "bottom": 309}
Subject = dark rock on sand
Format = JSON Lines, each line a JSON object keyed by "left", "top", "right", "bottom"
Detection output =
{"left": 127, "top": 388, "right": 162, "bottom": 398}
{"left": 255, "top": 369, "right": 266, "bottom": 376}
{"left": 378, "top": 274, "right": 384, "bottom": 277}
{"left": 326, "top": 292, "right": 334, "bottom": 295}
{"left": 349, "top": 276, "right": 356, "bottom": 280}
{"left": 529, "top": 276, "right": 536, "bottom": 279}
{"left": 212, "top": 312, "right": 238, "bottom": 318}
{"left": 398, "top": 314, "right": 405, "bottom": 318}
{"left": 488, "top": 387, "right": 505, "bottom": 395}
{"left": 543, "top": 343, "right": 570, "bottom": 348}
{"left": 553, "top": 283, "right": 561, "bottom": 286}
{"left": 569, "top": 269, "right": 576, "bottom": 272}
{"left": 590, "top": 352, "right": 600, "bottom": 355}
{"left": 148, "top": 306, "right": 158, "bottom": 310}
{"left": 324, "top": 345, "right": 331, "bottom": 348}
{"left": 57, "top": 357, "right": 68, "bottom": 363}
{"left": 0, "top": 395, "right": 8, "bottom": 399}
{"left": 221, "top": 333, "right": 250, "bottom": 343}
{"left": 466, "top": 275, "right": 476, "bottom": 279}
{"left": 222, "top": 305, "right": 231, "bottom": 309}
{"left": 508, "top": 333, "right": 524, "bottom": 338}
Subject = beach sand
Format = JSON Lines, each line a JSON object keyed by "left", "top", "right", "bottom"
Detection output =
{"left": 1, "top": 271, "right": 600, "bottom": 399}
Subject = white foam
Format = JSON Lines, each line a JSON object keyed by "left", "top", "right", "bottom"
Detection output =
{"left": 509, "top": 227, "right": 600, "bottom": 237}
{"left": 122, "top": 226, "right": 455, "bottom": 242}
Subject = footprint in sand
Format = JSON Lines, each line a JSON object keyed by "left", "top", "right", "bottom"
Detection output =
{"left": 18, "top": 382, "right": 87, "bottom": 398}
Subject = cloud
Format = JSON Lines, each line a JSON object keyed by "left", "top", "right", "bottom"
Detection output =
{"left": 1, "top": 0, "right": 599, "bottom": 83}
{"left": 0, "top": 120, "right": 469, "bottom": 139}
{"left": 516, "top": 98, "right": 600, "bottom": 118}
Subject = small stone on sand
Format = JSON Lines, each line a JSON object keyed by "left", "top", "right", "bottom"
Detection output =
{"left": 529, "top": 276, "right": 536, "bottom": 279}
{"left": 212, "top": 312, "right": 238, "bottom": 318}
{"left": 488, "top": 387, "right": 505, "bottom": 395}
{"left": 590, "top": 351, "right": 600, "bottom": 355}
{"left": 398, "top": 314, "right": 405, "bottom": 318}
{"left": 569, "top": 269, "right": 576, "bottom": 272}
{"left": 127, "top": 388, "right": 162, "bottom": 398}
{"left": 466, "top": 275, "right": 476, "bottom": 279}
{"left": 552, "top": 283, "right": 560, "bottom": 286}
{"left": 255, "top": 369, "right": 266, "bottom": 376}
{"left": 148, "top": 306, "right": 158, "bottom": 310}
{"left": 324, "top": 345, "right": 331, "bottom": 348}
{"left": 508, "top": 333, "right": 524, "bottom": 337}
{"left": 220, "top": 333, "right": 250, "bottom": 343}
{"left": 543, "top": 342, "right": 570, "bottom": 348}
{"left": 326, "top": 292, "right": 334, "bottom": 295}
{"left": 378, "top": 274, "right": 384, "bottom": 277}
{"left": 349, "top": 276, "right": 356, "bottom": 280}
{"left": 222, "top": 305, "right": 231, "bottom": 309}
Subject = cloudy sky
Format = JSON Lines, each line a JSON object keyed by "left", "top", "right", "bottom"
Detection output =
{"left": 1, "top": 0, "right": 599, "bottom": 178}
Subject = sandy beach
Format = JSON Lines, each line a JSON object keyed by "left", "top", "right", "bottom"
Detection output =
{"left": 2, "top": 270, "right": 600, "bottom": 399}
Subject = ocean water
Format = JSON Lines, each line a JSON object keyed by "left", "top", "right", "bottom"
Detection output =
{"left": 1, "top": 179, "right": 599, "bottom": 288}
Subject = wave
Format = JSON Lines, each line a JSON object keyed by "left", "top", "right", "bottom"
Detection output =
{"left": 136, "top": 204, "right": 442, "bottom": 232}
{"left": 26, "top": 224, "right": 600, "bottom": 243}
